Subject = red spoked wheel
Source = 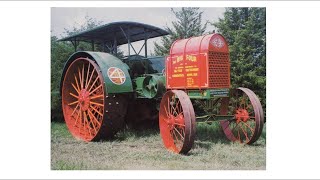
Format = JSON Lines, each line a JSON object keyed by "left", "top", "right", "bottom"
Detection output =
{"left": 62, "top": 57, "right": 127, "bottom": 142}
{"left": 159, "top": 90, "right": 196, "bottom": 154}
{"left": 220, "top": 88, "right": 264, "bottom": 144}
{"left": 62, "top": 57, "right": 105, "bottom": 141}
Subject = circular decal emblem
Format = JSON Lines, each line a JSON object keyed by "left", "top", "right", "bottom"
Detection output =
{"left": 211, "top": 37, "right": 225, "bottom": 48}
{"left": 107, "top": 67, "right": 126, "bottom": 85}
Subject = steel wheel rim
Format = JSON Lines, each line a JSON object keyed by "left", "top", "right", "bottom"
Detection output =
{"left": 159, "top": 90, "right": 195, "bottom": 154}
{"left": 220, "top": 88, "right": 264, "bottom": 144}
{"left": 62, "top": 57, "right": 105, "bottom": 142}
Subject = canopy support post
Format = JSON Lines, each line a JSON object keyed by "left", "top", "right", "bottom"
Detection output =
{"left": 144, "top": 29, "right": 148, "bottom": 57}
{"left": 127, "top": 32, "right": 131, "bottom": 56}
{"left": 114, "top": 35, "right": 117, "bottom": 55}
{"left": 71, "top": 38, "right": 78, "bottom": 52}
{"left": 91, "top": 40, "right": 94, "bottom": 51}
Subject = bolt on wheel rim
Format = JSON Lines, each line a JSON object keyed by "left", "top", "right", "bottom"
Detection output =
{"left": 62, "top": 57, "right": 105, "bottom": 142}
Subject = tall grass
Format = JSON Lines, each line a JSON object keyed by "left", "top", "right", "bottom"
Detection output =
{"left": 51, "top": 121, "right": 266, "bottom": 170}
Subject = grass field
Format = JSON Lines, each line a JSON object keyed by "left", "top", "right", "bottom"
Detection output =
{"left": 51, "top": 122, "right": 266, "bottom": 170}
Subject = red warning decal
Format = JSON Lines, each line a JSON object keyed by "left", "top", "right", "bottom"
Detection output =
{"left": 107, "top": 67, "right": 126, "bottom": 85}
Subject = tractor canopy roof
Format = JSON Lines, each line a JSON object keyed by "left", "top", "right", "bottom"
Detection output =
{"left": 59, "top": 21, "right": 169, "bottom": 46}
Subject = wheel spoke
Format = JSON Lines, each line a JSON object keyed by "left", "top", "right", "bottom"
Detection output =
{"left": 164, "top": 105, "right": 170, "bottom": 118}
{"left": 171, "top": 99, "right": 178, "bottom": 116}
{"left": 173, "top": 127, "right": 184, "bottom": 141}
{"left": 174, "top": 123, "right": 185, "bottom": 127}
{"left": 172, "top": 106, "right": 177, "bottom": 116}
{"left": 240, "top": 123, "right": 249, "bottom": 142}
{"left": 85, "top": 62, "right": 90, "bottom": 89}
{"left": 87, "top": 109, "right": 101, "bottom": 126}
{"left": 90, "top": 101, "right": 104, "bottom": 107}
{"left": 227, "top": 122, "right": 239, "bottom": 137}
{"left": 87, "top": 111, "right": 98, "bottom": 133}
{"left": 161, "top": 117, "right": 169, "bottom": 123}
{"left": 69, "top": 92, "right": 78, "bottom": 99}
{"left": 90, "top": 105, "right": 103, "bottom": 116}
{"left": 167, "top": 97, "right": 171, "bottom": 115}
{"left": 86, "top": 65, "right": 95, "bottom": 90}
{"left": 79, "top": 109, "right": 82, "bottom": 134}
{"left": 74, "top": 74, "right": 80, "bottom": 92}
{"left": 70, "top": 103, "right": 80, "bottom": 117}
{"left": 71, "top": 83, "right": 80, "bottom": 94}
{"left": 82, "top": 64, "right": 85, "bottom": 90}
{"left": 170, "top": 99, "right": 174, "bottom": 115}
{"left": 88, "top": 76, "right": 100, "bottom": 92}
{"left": 89, "top": 84, "right": 102, "bottom": 95}
{"left": 175, "top": 100, "right": 181, "bottom": 114}
{"left": 242, "top": 121, "right": 254, "bottom": 133}
{"left": 237, "top": 126, "right": 241, "bottom": 142}
{"left": 78, "top": 68, "right": 82, "bottom": 89}
{"left": 90, "top": 94, "right": 104, "bottom": 100}
{"left": 171, "top": 129, "right": 178, "bottom": 142}
{"left": 181, "top": 127, "right": 185, "bottom": 138}
{"left": 73, "top": 109, "right": 81, "bottom": 126}
{"left": 83, "top": 111, "right": 92, "bottom": 137}
{"left": 68, "top": 100, "right": 78, "bottom": 106}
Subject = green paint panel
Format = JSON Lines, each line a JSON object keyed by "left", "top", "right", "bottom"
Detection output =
{"left": 134, "top": 76, "right": 145, "bottom": 97}
{"left": 187, "top": 89, "right": 229, "bottom": 99}
{"left": 89, "top": 52, "right": 133, "bottom": 93}
{"left": 63, "top": 51, "right": 133, "bottom": 94}
{"left": 187, "top": 90, "right": 211, "bottom": 99}
{"left": 209, "top": 89, "right": 229, "bottom": 97}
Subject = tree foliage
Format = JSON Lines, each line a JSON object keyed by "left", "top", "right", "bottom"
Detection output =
{"left": 51, "top": 16, "right": 104, "bottom": 121}
{"left": 154, "top": 8, "right": 208, "bottom": 56}
{"left": 213, "top": 7, "right": 266, "bottom": 110}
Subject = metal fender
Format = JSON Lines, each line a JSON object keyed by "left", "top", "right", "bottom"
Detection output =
{"left": 60, "top": 51, "right": 133, "bottom": 94}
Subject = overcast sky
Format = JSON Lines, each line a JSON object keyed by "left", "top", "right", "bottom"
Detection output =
{"left": 51, "top": 7, "right": 225, "bottom": 55}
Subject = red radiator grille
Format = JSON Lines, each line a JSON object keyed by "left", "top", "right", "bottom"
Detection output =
{"left": 208, "top": 51, "right": 230, "bottom": 88}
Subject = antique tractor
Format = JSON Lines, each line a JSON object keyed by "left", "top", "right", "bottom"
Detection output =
{"left": 59, "top": 21, "right": 264, "bottom": 154}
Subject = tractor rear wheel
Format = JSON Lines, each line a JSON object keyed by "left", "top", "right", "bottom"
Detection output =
{"left": 61, "top": 57, "right": 127, "bottom": 142}
{"left": 159, "top": 90, "right": 196, "bottom": 154}
{"left": 220, "top": 87, "right": 264, "bottom": 144}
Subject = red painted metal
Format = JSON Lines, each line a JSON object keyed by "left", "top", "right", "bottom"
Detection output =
{"left": 166, "top": 33, "right": 230, "bottom": 89}
{"left": 62, "top": 58, "right": 105, "bottom": 142}
{"left": 61, "top": 57, "right": 127, "bottom": 142}
{"left": 159, "top": 90, "right": 196, "bottom": 154}
{"left": 220, "top": 88, "right": 264, "bottom": 144}
{"left": 235, "top": 109, "right": 250, "bottom": 123}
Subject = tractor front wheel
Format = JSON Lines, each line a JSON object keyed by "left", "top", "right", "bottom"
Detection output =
{"left": 220, "top": 87, "right": 264, "bottom": 144}
{"left": 159, "top": 90, "right": 196, "bottom": 154}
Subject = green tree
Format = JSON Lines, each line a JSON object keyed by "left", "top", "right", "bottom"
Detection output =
{"left": 154, "top": 7, "right": 208, "bottom": 56}
{"left": 51, "top": 36, "right": 73, "bottom": 121}
{"left": 51, "top": 16, "right": 105, "bottom": 121}
{"left": 63, "top": 15, "right": 103, "bottom": 52}
{"left": 214, "top": 7, "right": 266, "bottom": 111}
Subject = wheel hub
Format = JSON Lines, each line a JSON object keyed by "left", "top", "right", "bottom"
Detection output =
{"left": 167, "top": 115, "right": 184, "bottom": 129}
{"left": 79, "top": 89, "right": 90, "bottom": 111}
{"left": 167, "top": 115, "right": 175, "bottom": 129}
{"left": 235, "top": 108, "right": 249, "bottom": 123}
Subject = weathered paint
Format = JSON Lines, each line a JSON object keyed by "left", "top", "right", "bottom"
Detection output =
{"left": 186, "top": 88, "right": 229, "bottom": 99}
{"left": 166, "top": 33, "right": 230, "bottom": 89}
{"left": 60, "top": 51, "right": 133, "bottom": 94}
{"left": 133, "top": 76, "right": 145, "bottom": 97}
